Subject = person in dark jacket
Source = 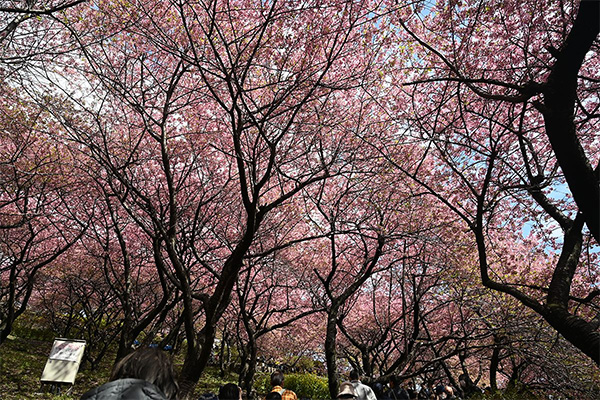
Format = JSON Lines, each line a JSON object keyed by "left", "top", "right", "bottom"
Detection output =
{"left": 385, "top": 376, "right": 409, "bottom": 400}
{"left": 371, "top": 382, "right": 387, "bottom": 400}
{"left": 80, "top": 347, "right": 179, "bottom": 400}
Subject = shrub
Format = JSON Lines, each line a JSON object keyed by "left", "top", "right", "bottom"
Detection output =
{"left": 270, "top": 373, "right": 329, "bottom": 400}
{"left": 12, "top": 311, "right": 55, "bottom": 341}
{"left": 254, "top": 372, "right": 271, "bottom": 395}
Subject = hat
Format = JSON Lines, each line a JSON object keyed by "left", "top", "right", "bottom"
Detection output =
{"left": 337, "top": 381, "right": 356, "bottom": 399}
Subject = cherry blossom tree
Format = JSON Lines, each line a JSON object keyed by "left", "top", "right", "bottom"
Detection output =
{"left": 1, "top": 0, "right": 85, "bottom": 44}
{"left": 0, "top": 0, "right": 92, "bottom": 345}
{"left": 36, "top": 250, "right": 123, "bottom": 370}
{"left": 379, "top": 0, "right": 600, "bottom": 364}
{"left": 0, "top": 87, "right": 90, "bottom": 344}
{"left": 45, "top": 1, "right": 392, "bottom": 396}
{"left": 1, "top": 0, "right": 597, "bottom": 396}
{"left": 233, "top": 253, "right": 320, "bottom": 398}
{"left": 296, "top": 158, "right": 446, "bottom": 398}
{"left": 83, "top": 189, "right": 180, "bottom": 361}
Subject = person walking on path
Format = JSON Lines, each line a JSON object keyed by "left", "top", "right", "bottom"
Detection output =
{"left": 270, "top": 371, "right": 297, "bottom": 400}
{"left": 385, "top": 376, "right": 409, "bottom": 400}
{"left": 349, "top": 370, "right": 377, "bottom": 400}
{"left": 337, "top": 382, "right": 357, "bottom": 399}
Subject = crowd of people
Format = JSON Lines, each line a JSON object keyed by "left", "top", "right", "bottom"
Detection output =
{"left": 78, "top": 348, "right": 482, "bottom": 400}
{"left": 336, "top": 371, "right": 481, "bottom": 400}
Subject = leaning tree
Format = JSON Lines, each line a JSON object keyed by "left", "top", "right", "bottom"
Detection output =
{"left": 378, "top": 0, "right": 599, "bottom": 364}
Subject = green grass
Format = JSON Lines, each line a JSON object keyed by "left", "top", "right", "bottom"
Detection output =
{"left": 0, "top": 336, "right": 237, "bottom": 400}
{"left": 0, "top": 335, "right": 112, "bottom": 399}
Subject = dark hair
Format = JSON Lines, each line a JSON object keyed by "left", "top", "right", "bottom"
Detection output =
{"left": 389, "top": 375, "right": 400, "bottom": 388}
{"left": 266, "top": 392, "right": 282, "bottom": 400}
{"left": 111, "top": 347, "right": 178, "bottom": 400}
{"left": 349, "top": 370, "right": 360, "bottom": 381}
{"left": 372, "top": 382, "right": 384, "bottom": 398}
{"left": 271, "top": 371, "right": 284, "bottom": 387}
{"left": 218, "top": 383, "right": 240, "bottom": 400}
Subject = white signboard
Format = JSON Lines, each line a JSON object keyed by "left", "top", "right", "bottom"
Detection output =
{"left": 41, "top": 338, "right": 86, "bottom": 384}
{"left": 48, "top": 340, "right": 86, "bottom": 362}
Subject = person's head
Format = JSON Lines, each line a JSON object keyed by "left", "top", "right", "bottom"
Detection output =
{"left": 458, "top": 374, "right": 471, "bottom": 388}
{"left": 372, "top": 382, "right": 384, "bottom": 398}
{"left": 270, "top": 371, "right": 285, "bottom": 387}
{"left": 337, "top": 381, "right": 357, "bottom": 399}
{"left": 434, "top": 384, "right": 445, "bottom": 397}
{"left": 433, "top": 384, "right": 453, "bottom": 399}
{"left": 389, "top": 375, "right": 400, "bottom": 389}
{"left": 444, "top": 386, "right": 454, "bottom": 397}
{"left": 111, "top": 347, "right": 178, "bottom": 400}
{"left": 349, "top": 370, "right": 360, "bottom": 381}
{"left": 218, "top": 383, "right": 241, "bottom": 400}
{"left": 265, "top": 392, "right": 282, "bottom": 400}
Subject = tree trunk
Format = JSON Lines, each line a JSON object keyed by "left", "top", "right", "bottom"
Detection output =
{"left": 538, "top": 0, "right": 600, "bottom": 243}
{"left": 176, "top": 218, "right": 259, "bottom": 399}
{"left": 543, "top": 308, "right": 600, "bottom": 365}
{"left": 361, "top": 350, "right": 372, "bottom": 379}
{"left": 115, "top": 326, "right": 133, "bottom": 362}
{"left": 219, "top": 333, "right": 229, "bottom": 378}
{"left": 489, "top": 342, "right": 501, "bottom": 391}
{"left": 325, "top": 310, "right": 340, "bottom": 399}
{"left": 240, "top": 338, "right": 258, "bottom": 400}
{"left": 542, "top": 215, "right": 600, "bottom": 365}
{"left": 178, "top": 325, "right": 217, "bottom": 399}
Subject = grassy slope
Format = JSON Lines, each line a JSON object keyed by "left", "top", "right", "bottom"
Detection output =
{"left": 0, "top": 336, "right": 111, "bottom": 399}
{"left": 0, "top": 336, "right": 237, "bottom": 400}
